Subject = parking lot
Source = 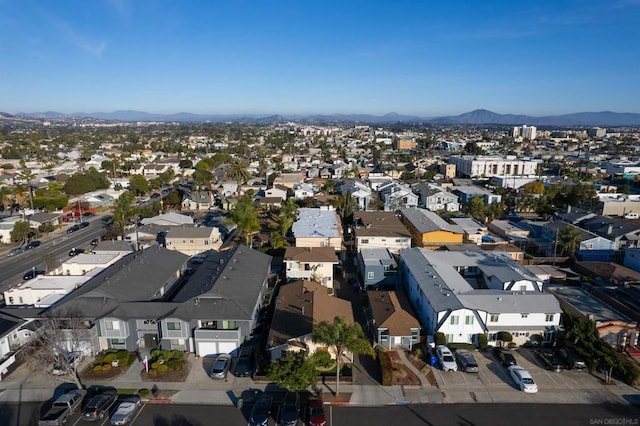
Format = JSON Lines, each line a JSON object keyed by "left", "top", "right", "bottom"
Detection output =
{"left": 431, "top": 347, "right": 631, "bottom": 404}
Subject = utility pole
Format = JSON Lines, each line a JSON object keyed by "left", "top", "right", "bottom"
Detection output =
{"left": 552, "top": 230, "right": 559, "bottom": 267}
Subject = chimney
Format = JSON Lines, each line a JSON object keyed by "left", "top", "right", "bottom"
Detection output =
{"left": 607, "top": 225, "right": 613, "bottom": 234}
{"left": 567, "top": 205, "right": 572, "bottom": 213}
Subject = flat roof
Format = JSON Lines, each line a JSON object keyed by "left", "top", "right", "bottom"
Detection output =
{"left": 292, "top": 208, "right": 341, "bottom": 238}
{"left": 549, "top": 285, "right": 634, "bottom": 324}
{"left": 13, "top": 276, "right": 86, "bottom": 292}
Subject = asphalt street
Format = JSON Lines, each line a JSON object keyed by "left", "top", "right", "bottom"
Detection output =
{"left": 3, "top": 401, "right": 639, "bottom": 426}
{"left": 0, "top": 217, "right": 108, "bottom": 297}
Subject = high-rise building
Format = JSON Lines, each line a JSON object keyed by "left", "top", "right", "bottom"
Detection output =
{"left": 512, "top": 125, "right": 537, "bottom": 141}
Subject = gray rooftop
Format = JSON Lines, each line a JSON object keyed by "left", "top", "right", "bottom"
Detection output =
{"left": 165, "top": 225, "right": 219, "bottom": 239}
{"left": 400, "top": 208, "right": 463, "bottom": 234}
{"left": 549, "top": 285, "right": 634, "bottom": 324}
{"left": 400, "top": 248, "right": 559, "bottom": 314}
{"left": 360, "top": 248, "right": 394, "bottom": 266}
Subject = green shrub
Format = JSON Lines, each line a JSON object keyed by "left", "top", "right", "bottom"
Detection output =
{"left": 147, "top": 368, "right": 157, "bottom": 376}
{"left": 151, "top": 362, "right": 160, "bottom": 370}
{"left": 151, "top": 349, "right": 167, "bottom": 359}
{"left": 448, "top": 343, "right": 476, "bottom": 351}
{"left": 507, "top": 342, "right": 517, "bottom": 349}
{"left": 413, "top": 347, "right": 424, "bottom": 361}
{"left": 477, "top": 333, "right": 488, "bottom": 350}
{"left": 102, "top": 364, "right": 112, "bottom": 371}
{"left": 167, "top": 350, "right": 184, "bottom": 361}
{"left": 497, "top": 331, "right": 513, "bottom": 343}
{"left": 103, "top": 353, "right": 117, "bottom": 363}
{"left": 93, "top": 365, "right": 103, "bottom": 372}
{"left": 311, "top": 350, "right": 334, "bottom": 368}
{"left": 157, "top": 364, "right": 169, "bottom": 374}
{"left": 138, "top": 389, "right": 150, "bottom": 398}
{"left": 166, "top": 359, "right": 184, "bottom": 371}
{"left": 435, "top": 332, "right": 447, "bottom": 346}
{"left": 94, "top": 356, "right": 105, "bottom": 365}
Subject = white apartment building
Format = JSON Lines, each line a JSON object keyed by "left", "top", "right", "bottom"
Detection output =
{"left": 399, "top": 249, "right": 561, "bottom": 346}
{"left": 512, "top": 125, "right": 537, "bottom": 141}
{"left": 448, "top": 155, "right": 539, "bottom": 178}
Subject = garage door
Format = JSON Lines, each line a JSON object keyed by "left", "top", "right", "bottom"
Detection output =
{"left": 197, "top": 341, "right": 218, "bottom": 357}
{"left": 218, "top": 341, "right": 238, "bottom": 355}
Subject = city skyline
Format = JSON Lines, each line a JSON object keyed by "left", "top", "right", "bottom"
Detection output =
{"left": 1, "top": 0, "right": 639, "bottom": 116}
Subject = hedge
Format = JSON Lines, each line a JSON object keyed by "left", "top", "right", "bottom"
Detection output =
{"left": 378, "top": 352, "right": 393, "bottom": 386}
{"left": 447, "top": 343, "right": 476, "bottom": 351}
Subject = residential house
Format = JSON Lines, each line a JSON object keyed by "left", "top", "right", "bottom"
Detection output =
{"left": 266, "top": 280, "right": 353, "bottom": 361}
{"left": 4, "top": 276, "right": 88, "bottom": 308}
{"left": 284, "top": 247, "right": 339, "bottom": 291}
{"left": 54, "top": 252, "right": 123, "bottom": 277}
{"left": 550, "top": 286, "right": 638, "bottom": 346}
{"left": 399, "top": 249, "right": 561, "bottom": 346}
{"left": 164, "top": 225, "right": 223, "bottom": 255}
{"left": 140, "top": 211, "right": 194, "bottom": 227}
{"left": 454, "top": 185, "right": 502, "bottom": 205}
{"left": 378, "top": 181, "right": 419, "bottom": 211}
{"left": 400, "top": 207, "right": 464, "bottom": 248}
{"left": 352, "top": 211, "right": 412, "bottom": 254}
{"left": 412, "top": 182, "right": 460, "bottom": 212}
{"left": 293, "top": 182, "right": 317, "bottom": 201}
{"left": 46, "top": 244, "right": 270, "bottom": 357}
{"left": 573, "top": 261, "right": 640, "bottom": 286}
{"left": 181, "top": 191, "right": 214, "bottom": 211}
{"left": 273, "top": 173, "right": 305, "bottom": 189}
{"left": 579, "top": 215, "right": 640, "bottom": 251}
{"left": 339, "top": 180, "right": 372, "bottom": 211}
{"left": 292, "top": 208, "right": 343, "bottom": 251}
{"left": 368, "top": 290, "right": 421, "bottom": 349}
{"left": 542, "top": 221, "right": 615, "bottom": 261}
{"left": 450, "top": 217, "right": 488, "bottom": 245}
{"left": 487, "top": 220, "right": 530, "bottom": 244}
{"left": 356, "top": 248, "right": 397, "bottom": 290}
{"left": 481, "top": 243, "right": 526, "bottom": 262}
{"left": 0, "top": 312, "right": 30, "bottom": 381}
{"left": 265, "top": 185, "right": 289, "bottom": 201}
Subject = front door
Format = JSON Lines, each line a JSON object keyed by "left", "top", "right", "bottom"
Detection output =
{"left": 143, "top": 334, "right": 159, "bottom": 349}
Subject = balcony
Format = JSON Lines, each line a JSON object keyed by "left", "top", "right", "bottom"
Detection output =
{"left": 195, "top": 328, "right": 240, "bottom": 340}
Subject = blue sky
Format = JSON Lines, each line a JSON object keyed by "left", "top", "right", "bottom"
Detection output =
{"left": 1, "top": 0, "right": 639, "bottom": 116}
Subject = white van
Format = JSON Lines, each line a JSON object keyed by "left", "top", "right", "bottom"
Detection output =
{"left": 624, "top": 212, "right": 639, "bottom": 219}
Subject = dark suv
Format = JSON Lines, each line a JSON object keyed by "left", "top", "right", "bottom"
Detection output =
{"left": 493, "top": 347, "right": 517, "bottom": 366}
{"left": 82, "top": 389, "right": 117, "bottom": 421}
{"left": 23, "top": 268, "right": 45, "bottom": 280}
{"left": 69, "top": 247, "right": 84, "bottom": 256}
{"left": 278, "top": 391, "right": 300, "bottom": 426}
{"left": 557, "top": 347, "right": 587, "bottom": 371}
{"left": 234, "top": 345, "right": 256, "bottom": 377}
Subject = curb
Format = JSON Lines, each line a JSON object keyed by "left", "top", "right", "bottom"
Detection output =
{"left": 148, "top": 398, "right": 172, "bottom": 403}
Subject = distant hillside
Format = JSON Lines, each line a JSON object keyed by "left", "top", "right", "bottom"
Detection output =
{"left": 430, "top": 109, "right": 640, "bottom": 126}
{"left": 9, "top": 109, "right": 640, "bottom": 126}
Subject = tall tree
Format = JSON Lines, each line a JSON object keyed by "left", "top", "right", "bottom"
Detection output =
{"left": 311, "top": 316, "right": 374, "bottom": 396}
{"left": 112, "top": 191, "right": 136, "bottom": 237}
{"left": 0, "top": 186, "right": 11, "bottom": 211}
{"left": 225, "top": 160, "right": 251, "bottom": 195}
{"left": 229, "top": 195, "right": 260, "bottom": 246}
{"left": 266, "top": 351, "right": 318, "bottom": 391}
{"left": 18, "top": 168, "right": 36, "bottom": 209}
{"left": 129, "top": 174, "right": 150, "bottom": 195}
{"left": 557, "top": 225, "right": 583, "bottom": 258}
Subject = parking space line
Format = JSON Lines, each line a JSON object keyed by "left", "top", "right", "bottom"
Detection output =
{"left": 131, "top": 402, "right": 147, "bottom": 424}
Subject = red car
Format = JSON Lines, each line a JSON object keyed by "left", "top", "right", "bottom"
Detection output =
{"left": 308, "top": 397, "right": 326, "bottom": 426}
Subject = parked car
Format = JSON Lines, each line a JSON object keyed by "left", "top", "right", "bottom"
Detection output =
{"left": 24, "top": 268, "right": 45, "bottom": 280}
{"left": 83, "top": 212, "right": 96, "bottom": 217}
{"left": 38, "top": 389, "right": 87, "bottom": 426}
{"left": 557, "top": 347, "right": 587, "bottom": 371}
{"left": 435, "top": 346, "right": 458, "bottom": 372}
{"left": 508, "top": 365, "right": 538, "bottom": 393}
{"left": 455, "top": 349, "right": 479, "bottom": 373}
{"left": 110, "top": 396, "right": 142, "bottom": 425}
{"left": 91, "top": 237, "right": 101, "bottom": 246}
{"left": 534, "top": 349, "right": 567, "bottom": 372}
{"left": 79, "top": 221, "right": 90, "bottom": 228}
{"left": 493, "top": 347, "right": 517, "bottom": 367}
{"left": 210, "top": 353, "right": 231, "bottom": 380}
{"left": 278, "top": 391, "right": 300, "bottom": 426}
{"left": 250, "top": 394, "right": 272, "bottom": 426}
{"left": 234, "top": 345, "right": 257, "bottom": 377}
{"left": 308, "top": 397, "right": 326, "bottom": 426}
{"left": 82, "top": 389, "right": 118, "bottom": 421}
{"left": 66, "top": 224, "right": 80, "bottom": 234}
{"left": 69, "top": 247, "right": 84, "bottom": 256}
{"left": 6, "top": 246, "right": 25, "bottom": 257}
{"left": 26, "top": 240, "right": 42, "bottom": 249}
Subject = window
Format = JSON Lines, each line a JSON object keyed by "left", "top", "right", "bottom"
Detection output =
{"left": 221, "top": 320, "right": 237, "bottom": 329}
{"left": 545, "top": 314, "right": 554, "bottom": 322}
{"left": 450, "top": 316, "right": 459, "bottom": 325}
{"left": 204, "top": 240, "right": 209, "bottom": 245}
{"left": 201, "top": 321, "right": 217, "bottom": 329}
{"left": 521, "top": 313, "right": 529, "bottom": 319}
{"left": 8, "top": 297, "right": 13, "bottom": 304}
{"left": 520, "top": 285, "right": 527, "bottom": 291}
{"left": 105, "top": 320, "right": 119, "bottom": 330}
{"left": 110, "top": 338, "right": 125, "bottom": 345}
{"left": 167, "top": 321, "right": 181, "bottom": 331}
{"left": 445, "top": 334, "right": 454, "bottom": 343}
{"left": 465, "top": 315, "right": 474, "bottom": 325}
{"left": 143, "top": 319, "right": 156, "bottom": 325}
{"left": 395, "top": 239, "right": 404, "bottom": 243}
{"left": 411, "top": 329, "right": 420, "bottom": 342}
{"left": 367, "top": 272, "right": 375, "bottom": 280}
{"left": 488, "top": 332, "right": 498, "bottom": 341}
{"left": 361, "top": 239, "right": 369, "bottom": 244}
{"left": 489, "top": 314, "right": 499, "bottom": 322}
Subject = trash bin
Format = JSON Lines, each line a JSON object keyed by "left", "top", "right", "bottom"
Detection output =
{"left": 430, "top": 355, "right": 437, "bottom": 367}
{"left": 236, "top": 398, "right": 243, "bottom": 409}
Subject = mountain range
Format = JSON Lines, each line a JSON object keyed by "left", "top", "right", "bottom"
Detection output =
{"left": 6, "top": 109, "right": 640, "bottom": 126}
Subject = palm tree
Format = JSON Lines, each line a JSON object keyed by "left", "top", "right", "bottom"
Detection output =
{"left": 311, "top": 316, "right": 374, "bottom": 396}
{"left": 18, "top": 168, "right": 36, "bottom": 210}
{"left": 225, "top": 160, "right": 251, "bottom": 196}
{"left": 557, "top": 225, "right": 583, "bottom": 258}
{"left": 0, "top": 186, "right": 12, "bottom": 212}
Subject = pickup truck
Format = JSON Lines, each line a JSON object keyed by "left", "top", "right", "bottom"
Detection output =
{"left": 534, "top": 349, "right": 567, "bottom": 372}
{"left": 38, "top": 389, "right": 87, "bottom": 426}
